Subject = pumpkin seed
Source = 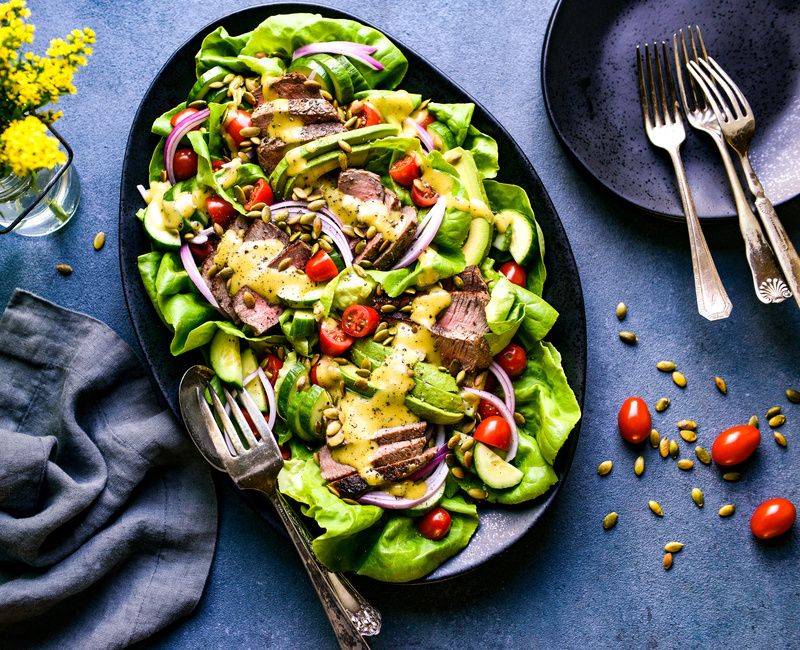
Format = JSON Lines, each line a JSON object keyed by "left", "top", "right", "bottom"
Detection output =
{"left": 669, "top": 439, "right": 679, "bottom": 458}
{"left": 318, "top": 238, "right": 333, "bottom": 253}
{"left": 242, "top": 91, "right": 256, "bottom": 106}
{"left": 445, "top": 453, "right": 456, "bottom": 467}
{"left": 603, "top": 512, "right": 618, "bottom": 530}
{"left": 677, "top": 459, "right": 694, "bottom": 471}
{"left": 597, "top": 460, "right": 613, "bottom": 476}
{"left": 217, "top": 266, "right": 234, "bottom": 280}
{"left": 461, "top": 419, "right": 476, "bottom": 434}
{"left": 239, "top": 126, "right": 260, "bottom": 138}
{"left": 680, "top": 429, "right": 697, "bottom": 443}
{"left": 766, "top": 406, "right": 781, "bottom": 418}
{"left": 355, "top": 368, "right": 370, "bottom": 378}
{"left": 650, "top": 429, "right": 660, "bottom": 448}
{"left": 327, "top": 429, "right": 345, "bottom": 447}
{"left": 619, "top": 331, "right": 638, "bottom": 345}
{"left": 691, "top": 487, "right": 704, "bottom": 507}
{"left": 354, "top": 377, "right": 369, "bottom": 392}
{"left": 456, "top": 369, "right": 467, "bottom": 385}
{"left": 664, "top": 542, "right": 684, "bottom": 553}
{"left": 373, "top": 328, "right": 390, "bottom": 343}
{"left": 338, "top": 151, "right": 349, "bottom": 170}
{"left": 320, "top": 89, "right": 334, "bottom": 102}
{"left": 769, "top": 414, "right": 786, "bottom": 428}
{"left": 273, "top": 208, "right": 289, "bottom": 222}
{"left": 467, "top": 488, "right": 488, "bottom": 500}
{"left": 213, "top": 223, "right": 224, "bottom": 236}
{"left": 615, "top": 302, "right": 627, "bottom": 320}
{"left": 354, "top": 239, "right": 367, "bottom": 255}
{"left": 451, "top": 467, "right": 466, "bottom": 479}
{"left": 677, "top": 419, "right": 697, "bottom": 430}
{"left": 443, "top": 149, "right": 462, "bottom": 164}
{"left": 242, "top": 291, "right": 256, "bottom": 309}
{"left": 722, "top": 472, "right": 740, "bottom": 482}
{"left": 672, "top": 371, "right": 687, "bottom": 388}
{"left": 662, "top": 553, "right": 673, "bottom": 570}
{"left": 634, "top": 455, "right": 645, "bottom": 477}
{"left": 380, "top": 303, "right": 396, "bottom": 315}
{"left": 656, "top": 360, "right": 677, "bottom": 372}
{"left": 774, "top": 431, "right": 787, "bottom": 447}
{"left": 295, "top": 374, "right": 308, "bottom": 391}
{"left": 659, "top": 437, "right": 670, "bottom": 458}
{"left": 460, "top": 437, "right": 475, "bottom": 452}
{"left": 695, "top": 446, "right": 711, "bottom": 465}
{"left": 326, "top": 419, "right": 342, "bottom": 437}
{"left": 277, "top": 258, "right": 293, "bottom": 272}
{"left": 293, "top": 186, "right": 309, "bottom": 200}
{"left": 463, "top": 450, "right": 474, "bottom": 469}
{"left": 323, "top": 407, "right": 340, "bottom": 420}
{"left": 513, "top": 411, "right": 525, "bottom": 425}
{"left": 787, "top": 388, "right": 800, "bottom": 404}
{"left": 358, "top": 259, "right": 373, "bottom": 270}
{"left": 327, "top": 484, "right": 341, "bottom": 497}
{"left": 338, "top": 139, "right": 352, "bottom": 153}
{"left": 307, "top": 199, "right": 326, "bottom": 212}
{"left": 299, "top": 212, "right": 316, "bottom": 226}
{"left": 452, "top": 275, "right": 465, "bottom": 289}
{"left": 718, "top": 504, "right": 735, "bottom": 518}
{"left": 55, "top": 263, "right": 73, "bottom": 276}
{"left": 208, "top": 80, "right": 224, "bottom": 89}
{"left": 366, "top": 225, "right": 377, "bottom": 239}
{"left": 715, "top": 376, "right": 727, "bottom": 395}
{"left": 648, "top": 500, "right": 663, "bottom": 517}
{"left": 93, "top": 231, "right": 106, "bottom": 251}
{"left": 655, "top": 397, "right": 671, "bottom": 413}
{"left": 246, "top": 210, "right": 262, "bottom": 219}
{"left": 188, "top": 99, "right": 208, "bottom": 109}
{"left": 344, "top": 115, "right": 359, "bottom": 129}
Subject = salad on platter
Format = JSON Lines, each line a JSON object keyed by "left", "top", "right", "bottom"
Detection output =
{"left": 136, "top": 12, "right": 581, "bottom": 582}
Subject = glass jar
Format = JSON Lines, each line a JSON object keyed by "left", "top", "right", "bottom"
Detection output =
{"left": 0, "top": 162, "right": 81, "bottom": 236}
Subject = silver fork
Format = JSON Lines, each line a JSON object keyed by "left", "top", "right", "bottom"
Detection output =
{"left": 687, "top": 47, "right": 800, "bottom": 308}
{"left": 636, "top": 40, "right": 733, "bottom": 321}
{"left": 179, "top": 366, "right": 380, "bottom": 650}
{"left": 673, "top": 26, "right": 788, "bottom": 305}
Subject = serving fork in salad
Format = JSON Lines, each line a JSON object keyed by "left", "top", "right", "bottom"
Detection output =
{"left": 179, "top": 365, "right": 380, "bottom": 650}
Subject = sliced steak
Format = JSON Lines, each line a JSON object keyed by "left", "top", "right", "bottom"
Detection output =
{"left": 318, "top": 446, "right": 357, "bottom": 483}
{"left": 372, "top": 207, "right": 417, "bottom": 270}
{"left": 430, "top": 285, "right": 492, "bottom": 372}
{"left": 227, "top": 215, "right": 250, "bottom": 236}
{"left": 338, "top": 169, "right": 385, "bottom": 202}
{"left": 328, "top": 448, "right": 437, "bottom": 499}
{"left": 256, "top": 122, "right": 345, "bottom": 173}
{"left": 201, "top": 252, "right": 239, "bottom": 323}
{"left": 440, "top": 266, "right": 487, "bottom": 293}
{"left": 252, "top": 98, "right": 341, "bottom": 130}
{"left": 233, "top": 286, "right": 283, "bottom": 335}
{"left": 267, "top": 239, "right": 313, "bottom": 270}
{"left": 244, "top": 218, "right": 288, "bottom": 244}
{"left": 266, "top": 72, "right": 323, "bottom": 101}
{"left": 251, "top": 85, "right": 264, "bottom": 106}
{"left": 372, "top": 437, "right": 426, "bottom": 467}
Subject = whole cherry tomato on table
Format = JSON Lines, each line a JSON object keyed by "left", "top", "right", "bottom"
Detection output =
{"left": 498, "top": 261, "right": 526, "bottom": 287}
{"left": 244, "top": 178, "right": 274, "bottom": 210}
{"left": 319, "top": 319, "right": 353, "bottom": 356}
{"left": 205, "top": 195, "right": 236, "bottom": 228}
{"left": 617, "top": 396, "right": 651, "bottom": 444}
{"left": 225, "top": 109, "right": 253, "bottom": 145}
{"left": 305, "top": 250, "right": 339, "bottom": 282}
{"left": 411, "top": 180, "right": 439, "bottom": 208}
{"left": 354, "top": 103, "right": 382, "bottom": 128}
{"left": 341, "top": 305, "right": 380, "bottom": 338}
{"left": 496, "top": 343, "right": 527, "bottom": 378}
{"left": 750, "top": 498, "right": 796, "bottom": 540}
{"left": 389, "top": 155, "right": 421, "bottom": 187}
{"left": 711, "top": 424, "right": 760, "bottom": 466}
{"left": 474, "top": 415, "right": 512, "bottom": 451}
{"left": 418, "top": 507, "right": 452, "bottom": 540}
{"left": 172, "top": 148, "right": 198, "bottom": 180}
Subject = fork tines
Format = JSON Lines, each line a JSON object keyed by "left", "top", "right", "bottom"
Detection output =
{"left": 636, "top": 40, "right": 682, "bottom": 132}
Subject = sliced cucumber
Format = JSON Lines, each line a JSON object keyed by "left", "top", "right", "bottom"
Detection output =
{"left": 427, "top": 121, "right": 456, "bottom": 151}
{"left": 210, "top": 330, "right": 243, "bottom": 387}
{"left": 306, "top": 53, "right": 354, "bottom": 103}
{"left": 287, "top": 56, "right": 334, "bottom": 94}
{"left": 508, "top": 214, "right": 536, "bottom": 266}
{"left": 143, "top": 200, "right": 181, "bottom": 250}
{"left": 188, "top": 66, "right": 228, "bottom": 102}
{"left": 473, "top": 442, "right": 523, "bottom": 489}
{"left": 289, "top": 310, "right": 317, "bottom": 339}
{"left": 492, "top": 228, "right": 511, "bottom": 252}
{"left": 276, "top": 363, "right": 306, "bottom": 420}
{"left": 296, "top": 384, "right": 332, "bottom": 442}
{"left": 278, "top": 286, "right": 324, "bottom": 308}
{"left": 333, "top": 54, "right": 369, "bottom": 94}
{"left": 404, "top": 482, "right": 446, "bottom": 517}
{"left": 242, "top": 348, "right": 267, "bottom": 412}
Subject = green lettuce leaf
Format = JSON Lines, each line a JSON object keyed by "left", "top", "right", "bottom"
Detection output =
{"left": 137, "top": 252, "right": 165, "bottom": 324}
{"left": 463, "top": 125, "right": 498, "bottom": 180}
{"left": 195, "top": 26, "right": 255, "bottom": 77}
{"left": 212, "top": 163, "right": 267, "bottom": 214}
{"left": 187, "top": 130, "right": 214, "bottom": 188}
{"left": 368, "top": 246, "right": 465, "bottom": 297}
{"left": 428, "top": 102, "right": 475, "bottom": 146}
{"left": 152, "top": 102, "right": 187, "bottom": 137}
{"left": 148, "top": 138, "right": 166, "bottom": 183}
{"left": 426, "top": 150, "right": 472, "bottom": 250}
{"left": 484, "top": 276, "right": 558, "bottom": 353}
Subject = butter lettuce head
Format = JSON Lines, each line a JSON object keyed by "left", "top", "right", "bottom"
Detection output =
{"left": 368, "top": 246, "right": 466, "bottom": 298}
{"left": 427, "top": 102, "right": 475, "bottom": 146}
{"left": 463, "top": 125, "right": 498, "bottom": 180}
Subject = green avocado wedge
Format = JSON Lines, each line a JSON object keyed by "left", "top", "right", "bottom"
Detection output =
{"left": 350, "top": 339, "right": 459, "bottom": 393}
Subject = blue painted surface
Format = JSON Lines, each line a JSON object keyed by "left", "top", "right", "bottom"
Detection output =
{"left": 4, "top": 1, "right": 799, "bottom": 647}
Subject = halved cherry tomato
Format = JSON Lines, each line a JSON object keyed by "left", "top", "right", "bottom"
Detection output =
{"left": 189, "top": 239, "right": 214, "bottom": 262}
{"left": 170, "top": 107, "right": 200, "bottom": 129}
{"left": 309, "top": 362, "right": 319, "bottom": 385}
{"left": 205, "top": 195, "right": 236, "bottom": 228}
{"left": 320, "top": 319, "right": 353, "bottom": 356}
{"left": 173, "top": 148, "right": 198, "bottom": 180}
{"left": 750, "top": 498, "right": 796, "bottom": 540}
{"left": 241, "top": 411, "right": 259, "bottom": 439}
{"left": 244, "top": 178, "right": 274, "bottom": 210}
{"left": 418, "top": 507, "right": 452, "bottom": 540}
{"left": 306, "top": 250, "right": 339, "bottom": 282}
{"left": 341, "top": 305, "right": 380, "bottom": 338}
{"left": 484, "top": 372, "right": 498, "bottom": 392}
{"left": 418, "top": 112, "right": 435, "bottom": 129}
{"left": 478, "top": 399, "right": 500, "bottom": 420}
{"left": 355, "top": 103, "right": 382, "bottom": 128}
{"left": 225, "top": 109, "right": 252, "bottom": 145}
{"left": 617, "top": 396, "right": 651, "bottom": 444}
{"left": 474, "top": 415, "right": 512, "bottom": 451}
{"left": 496, "top": 343, "right": 527, "bottom": 378}
{"left": 211, "top": 159, "right": 225, "bottom": 171}
{"left": 711, "top": 424, "right": 760, "bottom": 466}
{"left": 498, "top": 261, "right": 526, "bottom": 288}
{"left": 411, "top": 181, "right": 439, "bottom": 208}
{"left": 389, "top": 155, "right": 421, "bottom": 187}
{"left": 280, "top": 445, "right": 292, "bottom": 460}
{"left": 263, "top": 354, "right": 283, "bottom": 386}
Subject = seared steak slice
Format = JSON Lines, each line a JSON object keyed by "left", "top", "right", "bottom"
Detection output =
{"left": 372, "top": 207, "right": 417, "bottom": 270}
{"left": 440, "top": 266, "right": 487, "bottom": 293}
{"left": 256, "top": 122, "right": 345, "bottom": 173}
{"left": 251, "top": 85, "right": 264, "bottom": 106}
{"left": 318, "top": 446, "right": 357, "bottom": 483}
{"left": 244, "top": 219, "right": 288, "bottom": 244}
{"left": 338, "top": 169, "right": 385, "bottom": 202}
{"left": 370, "top": 422, "right": 428, "bottom": 445}
{"left": 353, "top": 233, "right": 384, "bottom": 264}
{"left": 266, "top": 72, "right": 323, "bottom": 100}
{"left": 252, "top": 98, "right": 341, "bottom": 130}
{"left": 430, "top": 286, "right": 492, "bottom": 372}
{"left": 267, "top": 239, "right": 312, "bottom": 270}
{"left": 201, "top": 252, "right": 239, "bottom": 323}
{"left": 233, "top": 286, "right": 283, "bottom": 335}
{"left": 328, "top": 448, "right": 437, "bottom": 499}
{"left": 372, "top": 437, "right": 426, "bottom": 467}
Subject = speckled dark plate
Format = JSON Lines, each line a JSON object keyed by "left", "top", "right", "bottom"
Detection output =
{"left": 542, "top": 0, "right": 800, "bottom": 220}
{"left": 119, "top": 2, "right": 586, "bottom": 583}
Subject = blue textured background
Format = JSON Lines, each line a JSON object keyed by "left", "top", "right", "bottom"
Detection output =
{"left": 3, "top": 1, "right": 799, "bottom": 647}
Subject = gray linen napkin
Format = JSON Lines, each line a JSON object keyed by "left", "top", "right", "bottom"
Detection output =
{"left": 0, "top": 290, "right": 217, "bottom": 648}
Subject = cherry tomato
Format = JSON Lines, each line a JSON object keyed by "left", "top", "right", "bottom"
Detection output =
{"left": 411, "top": 181, "right": 439, "bottom": 208}
{"left": 484, "top": 372, "right": 498, "bottom": 392}
{"left": 389, "top": 155, "right": 421, "bottom": 187}
{"left": 474, "top": 415, "right": 512, "bottom": 451}
{"left": 320, "top": 319, "right": 353, "bottom": 356}
{"left": 418, "top": 507, "right": 452, "bottom": 541}
{"left": 498, "top": 261, "right": 527, "bottom": 287}
{"left": 241, "top": 411, "right": 261, "bottom": 440}
{"left": 617, "top": 396, "right": 651, "bottom": 444}
{"left": 309, "top": 362, "right": 319, "bottom": 385}
{"left": 750, "top": 498, "right": 796, "bottom": 540}
{"left": 205, "top": 195, "right": 236, "bottom": 228}
{"left": 211, "top": 159, "right": 225, "bottom": 171}
{"left": 170, "top": 107, "right": 200, "bottom": 129}
{"left": 172, "top": 148, "right": 198, "bottom": 180}
{"left": 188, "top": 239, "right": 214, "bottom": 262}
{"left": 306, "top": 250, "right": 339, "bottom": 282}
{"left": 341, "top": 305, "right": 380, "bottom": 338}
{"left": 263, "top": 354, "right": 283, "bottom": 386}
{"left": 244, "top": 178, "right": 274, "bottom": 210}
{"left": 496, "top": 343, "right": 527, "bottom": 378}
{"left": 225, "top": 109, "right": 253, "bottom": 145}
{"left": 478, "top": 399, "right": 500, "bottom": 420}
{"left": 280, "top": 445, "right": 292, "bottom": 460}
{"left": 711, "top": 424, "right": 760, "bottom": 466}
{"left": 355, "top": 103, "right": 382, "bottom": 127}
{"left": 418, "top": 112, "right": 435, "bottom": 129}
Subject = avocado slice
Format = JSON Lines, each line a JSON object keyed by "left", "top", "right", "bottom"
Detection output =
{"left": 351, "top": 339, "right": 459, "bottom": 393}
{"left": 462, "top": 217, "right": 492, "bottom": 266}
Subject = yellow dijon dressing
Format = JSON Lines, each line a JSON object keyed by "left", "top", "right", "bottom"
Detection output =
{"left": 260, "top": 99, "right": 307, "bottom": 143}
{"left": 367, "top": 91, "right": 419, "bottom": 125}
{"left": 409, "top": 287, "right": 452, "bottom": 329}
{"left": 420, "top": 162, "right": 494, "bottom": 222}
{"left": 391, "top": 322, "right": 442, "bottom": 366}
{"left": 385, "top": 479, "right": 427, "bottom": 499}
{"left": 322, "top": 184, "right": 409, "bottom": 242}
{"left": 212, "top": 230, "right": 319, "bottom": 300}
{"left": 413, "top": 248, "right": 443, "bottom": 287}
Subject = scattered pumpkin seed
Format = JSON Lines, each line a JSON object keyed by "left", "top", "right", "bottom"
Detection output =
{"left": 366, "top": 224, "right": 378, "bottom": 239}
{"left": 619, "top": 331, "right": 638, "bottom": 345}
{"left": 659, "top": 437, "right": 670, "bottom": 458}
{"left": 769, "top": 414, "right": 786, "bottom": 428}
{"left": 680, "top": 429, "right": 698, "bottom": 443}
{"left": 188, "top": 99, "right": 208, "bottom": 109}
{"left": 445, "top": 453, "right": 456, "bottom": 467}
{"left": 787, "top": 388, "right": 800, "bottom": 404}
{"left": 93, "top": 231, "right": 106, "bottom": 251}
{"left": 634, "top": 455, "right": 645, "bottom": 477}
{"left": 448, "top": 434, "right": 461, "bottom": 449}
{"left": 722, "top": 472, "right": 740, "bottom": 482}
{"left": 327, "top": 484, "right": 341, "bottom": 497}
{"left": 603, "top": 512, "right": 618, "bottom": 530}
{"left": 655, "top": 397, "right": 671, "bottom": 413}
{"left": 677, "top": 459, "right": 694, "bottom": 471}
{"left": 217, "top": 266, "right": 234, "bottom": 280}
{"left": 748, "top": 415, "right": 759, "bottom": 428}
{"left": 323, "top": 407, "right": 340, "bottom": 420}
{"left": 773, "top": 431, "right": 787, "bottom": 448}
{"left": 648, "top": 500, "right": 663, "bottom": 517}
{"left": 277, "top": 257, "right": 293, "bottom": 272}
{"left": 695, "top": 446, "right": 711, "bottom": 465}
{"left": 338, "top": 139, "right": 352, "bottom": 154}
{"left": 669, "top": 439, "right": 679, "bottom": 458}
{"left": 663, "top": 553, "right": 673, "bottom": 570}
{"left": 513, "top": 411, "right": 526, "bottom": 425}
{"left": 664, "top": 542, "right": 684, "bottom": 553}
{"left": 380, "top": 303, "right": 396, "bottom": 314}
{"left": 320, "top": 89, "right": 334, "bottom": 102}
{"left": 691, "top": 487, "right": 704, "bottom": 507}
{"left": 615, "top": 302, "right": 627, "bottom": 320}
{"left": 451, "top": 467, "right": 466, "bottom": 479}
{"left": 242, "top": 291, "right": 256, "bottom": 309}
{"left": 656, "top": 360, "right": 677, "bottom": 372}
{"left": 672, "top": 371, "right": 687, "bottom": 388}
{"left": 452, "top": 275, "right": 465, "bottom": 289}
{"left": 650, "top": 429, "right": 660, "bottom": 448}
{"left": 55, "top": 263, "right": 73, "bottom": 276}
{"left": 463, "top": 450, "right": 474, "bottom": 469}
{"left": 718, "top": 504, "right": 735, "bottom": 518}
{"left": 327, "top": 430, "right": 345, "bottom": 447}
{"left": 354, "top": 378, "right": 369, "bottom": 392}
{"left": 715, "top": 376, "right": 727, "bottom": 395}
{"left": 307, "top": 198, "right": 326, "bottom": 212}
{"left": 766, "top": 406, "right": 782, "bottom": 418}
{"left": 677, "top": 419, "right": 697, "bottom": 431}
{"left": 460, "top": 437, "right": 475, "bottom": 452}
{"left": 213, "top": 222, "right": 224, "bottom": 236}
{"left": 373, "top": 328, "right": 390, "bottom": 343}
{"left": 355, "top": 368, "right": 371, "bottom": 378}
{"left": 467, "top": 488, "right": 488, "bottom": 500}
{"left": 597, "top": 460, "right": 613, "bottom": 476}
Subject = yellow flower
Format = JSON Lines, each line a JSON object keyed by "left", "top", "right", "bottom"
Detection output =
{"left": 0, "top": 115, "right": 65, "bottom": 177}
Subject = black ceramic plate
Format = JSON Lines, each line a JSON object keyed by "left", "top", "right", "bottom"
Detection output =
{"left": 542, "top": 0, "right": 800, "bottom": 220}
{"left": 119, "top": 2, "right": 586, "bottom": 582}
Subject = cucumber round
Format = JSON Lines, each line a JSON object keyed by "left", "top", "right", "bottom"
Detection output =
{"left": 333, "top": 54, "right": 369, "bottom": 94}
{"left": 209, "top": 330, "right": 243, "bottom": 387}
{"left": 288, "top": 310, "right": 317, "bottom": 339}
{"left": 508, "top": 214, "right": 537, "bottom": 266}
{"left": 188, "top": 66, "right": 228, "bottom": 102}
{"left": 305, "top": 53, "right": 354, "bottom": 104}
{"left": 296, "top": 384, "right": 332, "bottom": 442}
{"left": 427, "top": 121, "right": 456, "bottom": 151}
{"left": 473, "top": 442, "right": 523, "bottom": 489}
{"left": 143, "top": 200, "right": 181, "bottom": 250}
{"left": 276, "top": 363, "right": 306, "bottom": 420}
{"left": 278, "top": 285, "right": 324, "bottom": 308}
{"left": 404, "top": 482, "right": 446, "bottom": 517}
{"left": 288, "top": 56, "right": 334, "bottom": 94}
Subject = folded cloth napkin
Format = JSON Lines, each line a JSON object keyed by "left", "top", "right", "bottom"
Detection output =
{"left": 0, "top": 290, "right": 217, "bottom": 649}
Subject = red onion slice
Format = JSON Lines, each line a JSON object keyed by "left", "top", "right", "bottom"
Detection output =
{"left": 180, "top": 243, "right": 219, "bottom": 309}
{"left": 464, "top": 387, "right": 519, "bottom": 462}
{"left": 293, "top": 41, "right": 384, "bottom": 70}
{"left": 165, "top": 108, "right": 210, "bottom": 184}
{"left": 391, "top": 196, "right": 447, "bottom": 269}
{"left": 407, "top": 118, "right": 434, "bottom": 152}
{"left": 257, "top": 368, "right": 278, "bottom": 430}
{"left": 189, "top": 226, "right": 215, "bottom": 246}
{"left": 489, "top": 362, "right": 516, "bottom": 414}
